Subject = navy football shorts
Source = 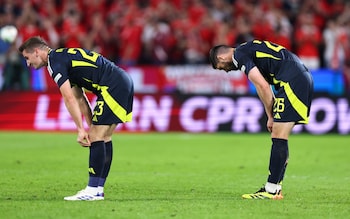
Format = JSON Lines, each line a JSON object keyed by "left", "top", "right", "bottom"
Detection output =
{"left": 273, "top": 66, "right": 313, "bottom": 124}
{"left": 92, "top": 69, "right": 134, "bottom": 125}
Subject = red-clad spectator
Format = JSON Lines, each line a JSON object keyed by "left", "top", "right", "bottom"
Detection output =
{"left": 308, "top": 0, "right": 331, "bottom": 30}
{"left": 187, "top": 0, "right": 207, "bottom": 25}
{"left": 265, "top": 8, "right": 292, "bottom": 50}
{"left": 184, "top": 25, "right": 207, "bottom": 64}
{"left": 213, "top": 20, "right": 236, "bottom": 46}
{"left": 209, "top": 0, "right": 233, "bottom": 23}
{"left": 233, "top": 0, "right": 255, "bottom": 18}
{"left": 251, "top": 9, "right": 274, "bottom": 40}
{"left": 32, "top": 0, "right": 60, "bottom": 25}
{"left": 267, "top": 26, "right": 292, "bottom": 51}
{"left": 40, "top": 19, "right": 60, "bottom": 49}
{"left": 267, "top": 8, "right": 292, "bottom": 37}
{"left": 185, "top": 14, "right": 216, "bottom": 64}
{"left": 154, "top": 1, "right": 179, "bottom": 23}
{"left": 323, "top": 17, "right": 347, "bottom": 71}
{"left": 234, "top": 15, "right": 254, "bottom": 45}
{"left": 81, "top": 0, "right": 107, "bottom": 28}
{"left": 198, "top": 15, "right": 216, "bottom": 51}
{"left": 118, "top": 22, "right": 143, "bottom": 66}
{"left": 169, "top": 10, "right": 190, "bottom": 64}
{"left": 294, "top": 11, "right": 322, "bottom": 70}
{"left": 328, "top": 0, "right": 346, "bottom": 17}
{"left": 16, "top": 1, "right": 42, "bottom": 41}
{"left": 141, "top": 8, "right": 176, "bottom": 64}
{"left": 60, "top": 1, "right": 86, "bottom": 48}
{"left": 149, "top": 0, "right": 182, "bottom": 9}
{"left": 336, "top": 2, "right": 350, "bottom": 93}
{"left": 23, "top": 0, "right": 59, "bottom": 48}
{"left": 82, "top": 11, "right": 111, "bottom": 57}
{"left": 18, "top": 18, "right": 41, "bottom": 42}
{"left": 173, "top": 1, "right": 210, "bottom": 64}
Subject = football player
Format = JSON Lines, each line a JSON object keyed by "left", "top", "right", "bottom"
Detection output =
{"left": 209, "top": 40, "right": 314, "bottom": 199}
{"left": 19, "top": 36, "right": 134, "bottom": 201}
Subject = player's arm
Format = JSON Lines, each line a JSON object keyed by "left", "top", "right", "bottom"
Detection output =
{"left": 72, "top": 86, "right": 93, "bottom": 127}
{"left": 59, "top": 80, "right": 90, "bottom": 146}
{"left": 247, "top": 66, "right": 274, "bottom": 132}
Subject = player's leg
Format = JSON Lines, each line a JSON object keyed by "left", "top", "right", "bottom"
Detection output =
{"left": 87, "top": 124, "right": 112, "bottom": 189}
{"left": 65, "top": 68, "right": 133, "bottom": 201}
{"left": 242, "top": 122, "right": 294, "bottom": 200}
{"left": 64, "top": 124, "right": 110, "bottom": 201}
{"left": 265, "top": 122, "right": 294, "bottom": 192}
{"left": 97, "top": 124, "right": 117, "bottom": 197}
{"left": 242, "top": 66, "right": 313, "bottom": 199}
{"left": 93, "top": 69, "right": 133, "bottom": 195}
{"left": 270, "top": 123, "right": 291, "bottom": 191}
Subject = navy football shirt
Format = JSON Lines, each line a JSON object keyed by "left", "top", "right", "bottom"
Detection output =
{"left": 47, "top": 48, "right": 122, "bottom": 94}
{"left": 233, "top": 40, "right": 307, "bottom": 85}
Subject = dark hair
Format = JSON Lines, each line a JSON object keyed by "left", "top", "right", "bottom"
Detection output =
{"left": 209, "top": 45, "right": 231, "bottom": 69}
{"left": 18, "top": 36, "right": 49, "bottom": 53}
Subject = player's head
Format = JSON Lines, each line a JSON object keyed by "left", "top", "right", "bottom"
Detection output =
{"left": 19, "top": 36, "right": 50, "bottom": 69}
{"left": 209, "top": 45, "right": 237, "bottom": 72}
{"left": 18, "top": 36, "right": 49, "bottom": 53}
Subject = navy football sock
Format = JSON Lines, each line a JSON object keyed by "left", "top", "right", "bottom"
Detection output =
{"left": 98, "top": 141, "right": 113, "bottom": 187}
{"left": 88, "top": 141, "right": 106, "bottom": 187}
{"left": 267, "top": 138, "right": 289, "bottom": 184}
{"left": 279, "top": 159, "right": 288, "bottom": 185}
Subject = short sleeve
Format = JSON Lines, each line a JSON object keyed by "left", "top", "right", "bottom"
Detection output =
{"left": 233, "top": 45, "right": 256, "bottom": 75}
{"left": 47, "top": 52, "right": 69, "bottom": 87}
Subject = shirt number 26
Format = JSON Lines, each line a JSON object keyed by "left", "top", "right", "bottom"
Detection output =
{"left": 273, "top": 98, "right": 285, "bottom": 113}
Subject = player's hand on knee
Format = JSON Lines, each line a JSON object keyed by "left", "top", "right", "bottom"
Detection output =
{"left": 77, "top": 129, "right": 91, "bottom": 147}
{"left": 267, "top": 117, "right": 273, "bottom": 132}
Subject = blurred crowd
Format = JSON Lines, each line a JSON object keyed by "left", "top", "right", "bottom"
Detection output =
{"left": 1, "top": 0, "right": 350, "bottom": 91}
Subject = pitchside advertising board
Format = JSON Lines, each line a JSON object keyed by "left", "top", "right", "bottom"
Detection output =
{"left": 0, "top": 92, "right": 349, "bottom": 134}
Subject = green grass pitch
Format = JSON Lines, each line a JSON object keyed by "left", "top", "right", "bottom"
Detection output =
{"left": 0, "top": 132, "right": 349, "bottom": 219}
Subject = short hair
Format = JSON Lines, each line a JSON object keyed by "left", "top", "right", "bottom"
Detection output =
{"left": 18, "top": 36, "right": 49, "bottom": 53}
{"left": 209, "top": 45, "right": 231, "bottom": 69}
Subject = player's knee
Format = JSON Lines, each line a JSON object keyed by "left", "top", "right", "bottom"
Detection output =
{"left": 89, "top": 131, "right": 113, "bottom": 143}
{"left": 88, "top": 131, "right": 104, "bottom": 142}
{"left": 104, "top": 136, "right": 112, "bottom": 142}
{"left": 89, "top": 124, "right": 115, "bottom": 142}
